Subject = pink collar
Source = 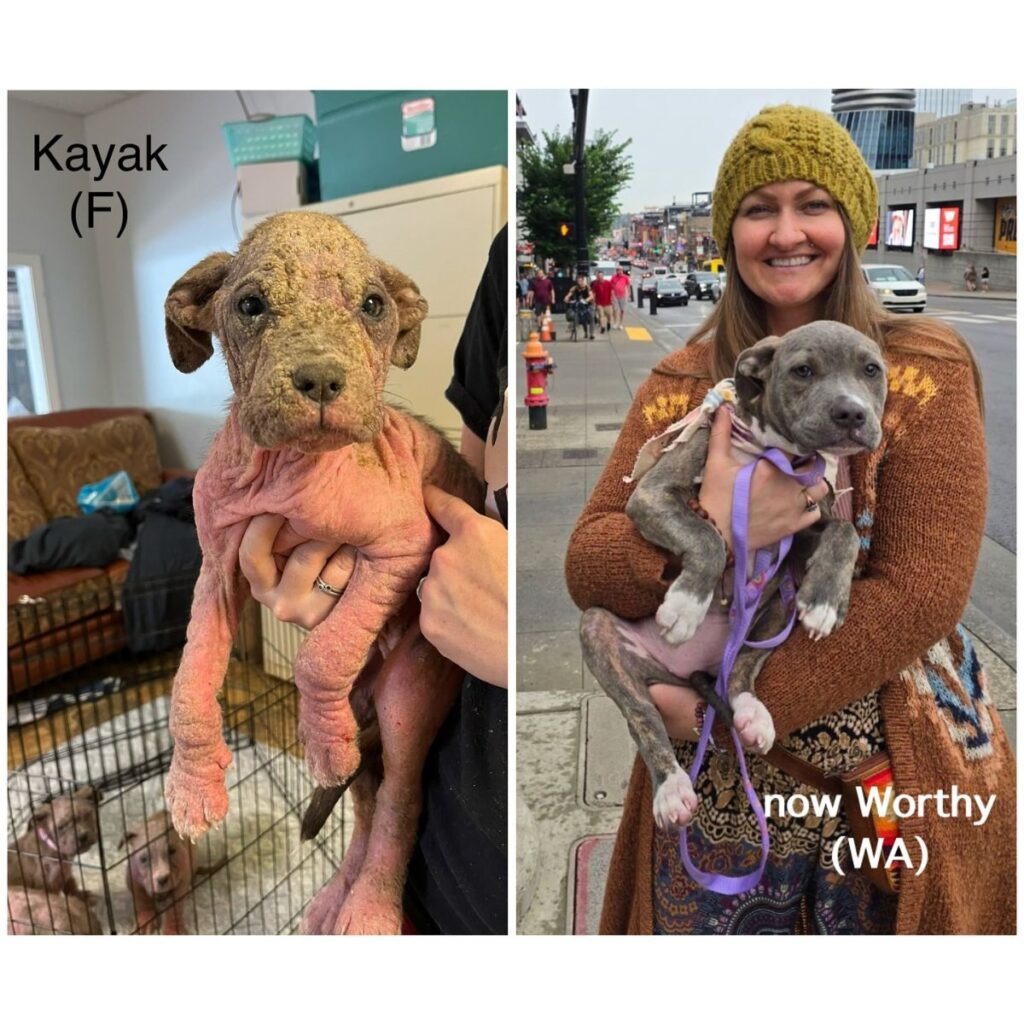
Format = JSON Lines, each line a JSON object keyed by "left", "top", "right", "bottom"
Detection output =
{"left": 36, "top": 826, "right": 61, "bottom": 852}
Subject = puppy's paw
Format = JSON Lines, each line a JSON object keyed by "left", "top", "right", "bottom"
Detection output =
{"left": 652, "top": 766, "right": 698, "bottom": 829}
{"left": 301, "top": 734, "right": 361, "bottom": 789}
{"left": 731, "top": 692, "right": 775, "bottom": 754}
{"left": 655, "top": 587, "right": 712, "bottom": 645}
{"left": 165, "top": 751, "right": 231, "bottom": 841}
{"left": 797, "top": 598, "right": 842, "bottom": 641}
{"left": 331, "top": 883, "right": 403, "bottom": 935}
{"left": 301, "top": 872, "right": 352, "bottom": 935}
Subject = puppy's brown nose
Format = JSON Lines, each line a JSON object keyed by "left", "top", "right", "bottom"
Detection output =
{"left": 156, "top": 873, "right": 171, "bottom": 888}
{"left": 292, "top": 361, "right": 346, "bottom": 405}
{"left": 831, "top": 398, "right": 866, "bottom": 428}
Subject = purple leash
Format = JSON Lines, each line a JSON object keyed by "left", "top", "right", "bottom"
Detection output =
{"left": 678, "top": 447, "right": 824, "bottom": 895}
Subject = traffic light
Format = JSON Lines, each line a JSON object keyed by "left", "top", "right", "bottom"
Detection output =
{"left": 558, "top": 222, "right": 573, "bottom": 240}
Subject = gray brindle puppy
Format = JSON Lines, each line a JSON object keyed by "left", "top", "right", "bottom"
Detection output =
{"left": 580, "top": 321, "right": 887, "bottom": 830}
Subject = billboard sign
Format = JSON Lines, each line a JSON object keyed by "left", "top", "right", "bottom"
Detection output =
{"left": 924, "top": 206, "right": 961, "bottom": 250}
{"left": 995, "top": 198, "right": 1016, "bottom": 254}
{"left": 885, "top": 208, "right": 915, "bottom": 249}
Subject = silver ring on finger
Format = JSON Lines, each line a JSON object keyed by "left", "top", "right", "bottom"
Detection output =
{"left": 415, "top": 576, "right": 427, "bottom": 601}
{"left": 314, "top": 574, "right": 343, "bottom": 598}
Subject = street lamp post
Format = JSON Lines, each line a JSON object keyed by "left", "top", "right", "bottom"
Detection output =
{"left": 570, "top": 89, "right": 589, "bottom": 280}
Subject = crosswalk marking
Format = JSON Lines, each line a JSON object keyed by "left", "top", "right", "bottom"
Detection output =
{"left": 933, "top": 312, "right": 1016, "bottom": 323}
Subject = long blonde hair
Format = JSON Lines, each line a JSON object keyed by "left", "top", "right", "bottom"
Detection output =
{"left": 685, "top": 208, "right": 985, "bottom": 415}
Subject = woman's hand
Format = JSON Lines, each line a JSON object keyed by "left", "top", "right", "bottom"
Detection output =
{"left": 238, "top": 514, "right": 357, "bottom": 631}
{"left": 419, "top": 485, "right": 508, "bottom": 688}
{"left": 699, "top": 405, "right": 829, "bottom": 552}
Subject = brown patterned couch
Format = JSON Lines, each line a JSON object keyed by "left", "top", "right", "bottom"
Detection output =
{"left": 8, "top": 408, "right": 193, "bottom": 695}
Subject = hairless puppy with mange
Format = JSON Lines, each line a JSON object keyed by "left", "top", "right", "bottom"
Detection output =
{"left": 163, "top": 212, "right": 481, "bottom": 934}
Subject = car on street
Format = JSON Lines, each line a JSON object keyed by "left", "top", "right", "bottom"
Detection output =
{"left": 861, "top": 264, "right": 927, "bottom": 312}
{"left": 590, "top": 259, "right": 617, "bottom": 282}
{"left": 654, "top": 277, "right": 689, "bottom": 306}
{"left": 684, "top": 271, "right": 722, "bottom": 301}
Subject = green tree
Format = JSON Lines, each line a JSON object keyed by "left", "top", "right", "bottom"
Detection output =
{"left": 517, "top": 127, "right": 633, "bottom": 268}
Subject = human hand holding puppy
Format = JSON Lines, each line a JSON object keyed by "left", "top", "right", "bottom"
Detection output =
{"left": 238, "top": 487, "right": 507, "bottom": 687}
{"left": 699, "top": 405, "right": 829, "bottom": 553}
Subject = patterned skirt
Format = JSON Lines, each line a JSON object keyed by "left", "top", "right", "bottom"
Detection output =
{"left": 653, "top": 692, "right": 899, "bottom": 934}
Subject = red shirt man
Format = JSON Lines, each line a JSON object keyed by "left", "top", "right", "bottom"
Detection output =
{"left": 591, "top": 273, "right": 613, "bottom": 306}
{"left": 591, "top": 271, "right": 614, "bottom": 333}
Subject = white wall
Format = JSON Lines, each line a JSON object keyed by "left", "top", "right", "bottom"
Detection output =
{"left": 83, "top": 90, "right": 315, "bottom": 467}
{"left": 8, "top": 99, "right": 111, "bottom": 408}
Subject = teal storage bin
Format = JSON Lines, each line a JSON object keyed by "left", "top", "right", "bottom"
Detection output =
{"left": 313, "top": 91, "right": 507, "bottom": 200}
{"left": 222, "top": 115, "right": 317, "bottom": 167}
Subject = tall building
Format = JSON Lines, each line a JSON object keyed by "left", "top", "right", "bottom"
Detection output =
{"left": 916, "top": 89, "right": 972, "bottom": 119}
{"left": 831, "top": 89, "right": 916, "bottom": 170}
{"left": 915, "top": 99, "right": 1017, "bottom": 167}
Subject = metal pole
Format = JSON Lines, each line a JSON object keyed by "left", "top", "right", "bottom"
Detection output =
{"left": 571, "top": 89, "right": 589, "bottom": 279}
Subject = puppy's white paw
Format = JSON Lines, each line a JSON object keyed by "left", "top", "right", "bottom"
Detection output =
{"left": 652, "top": 766, "right": 698, "bottom": 829}
{"left": 731, "top": 692, "right": 776, "bottom": 754}
{"left": 797, "top": 600, "right": 839, "bottom": 641}
{"left": 655, "top": 588, "right": 712, "bottom": 645}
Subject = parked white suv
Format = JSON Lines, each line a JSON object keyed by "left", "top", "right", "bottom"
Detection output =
{"left": 861, "top": 264, "right": 927, "bottom": 312}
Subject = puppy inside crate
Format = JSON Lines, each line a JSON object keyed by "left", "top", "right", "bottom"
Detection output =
{"left": 7, "top": 595, "right": 348, "bottom": 933}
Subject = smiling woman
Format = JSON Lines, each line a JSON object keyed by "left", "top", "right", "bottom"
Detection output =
{"left": 730, "top": 182, "right": 845, "bottom": 334}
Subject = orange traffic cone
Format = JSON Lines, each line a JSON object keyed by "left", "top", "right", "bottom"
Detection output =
{"left": 540, "top": 314, "right": 552, "bottom": 343}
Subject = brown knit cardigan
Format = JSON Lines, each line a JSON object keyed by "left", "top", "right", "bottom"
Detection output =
{"left": 565, "top": 338, "right": 1016, "bottom": 935}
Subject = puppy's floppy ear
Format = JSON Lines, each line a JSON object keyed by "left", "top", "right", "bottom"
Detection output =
{"left": 165, "top": 252, "right": 232, "bottom": 373}
{"left": 734, "top": 336, "right": 782, "bottom": 408}
{"left": 378, "top": 261, "right": 428, "bottom": 369}
{"left": 73, "top": 785, "right": 97, "bottom": 804}
{"left": 118, "top": 830, "right": 138, "bottom": 851}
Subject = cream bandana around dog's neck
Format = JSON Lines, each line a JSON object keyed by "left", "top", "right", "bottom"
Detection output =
{"left": 624, "top": 378, "right": 845, "bottom": 497}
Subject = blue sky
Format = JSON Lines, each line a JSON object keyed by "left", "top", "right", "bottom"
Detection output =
{"left": 518, "top": 89, "right": 1016, "bottom": 211}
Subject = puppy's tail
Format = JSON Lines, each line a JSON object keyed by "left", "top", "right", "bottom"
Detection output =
{"left": 687, "top": 672, "right": 734, "bottom": 728}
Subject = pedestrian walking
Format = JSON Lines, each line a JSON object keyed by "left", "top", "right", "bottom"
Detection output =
{"left": 611, "top": 266, "right": 631, "bottom": 330}
{"left": 591, "top": 270, "right": 614, "bottom": 334}
{"left": 916, "top": 265, "right": 926, "bottom": 285}
{"left": 566, "top": 103, "right": 1013, "bottom": 936}
{"left": 964, "top": 263, "right": 977, "bottom": 292}
{"left": 518, "top": 270, "right": 530, "bottom": 310}
{"left": 526, "top": 267, "right": 554, "bottom": 327}
{"left": 980, "top": 266, "right": 990, "bottom": 292}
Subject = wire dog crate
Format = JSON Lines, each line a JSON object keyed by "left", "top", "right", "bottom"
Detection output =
{"left": 7, "top": 574, "right": 348, "bottom": 935}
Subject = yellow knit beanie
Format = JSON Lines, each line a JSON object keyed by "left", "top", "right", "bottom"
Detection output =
{"left": 712, "top": 104, "right": 878, "bottom": 257}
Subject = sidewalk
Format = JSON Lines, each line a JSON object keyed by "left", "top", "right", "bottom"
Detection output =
{"left": 515, "top": 300, "right": 1017, "bottom": 935}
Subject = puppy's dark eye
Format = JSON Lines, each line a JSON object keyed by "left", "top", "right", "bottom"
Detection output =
{"left": 361, "top": 294, "right": 386, "bottom": 320}
{"left": 237, "top": 294, "right": 266, "bottom": 317}
{"left": 865, "top": 362, "right": 881, "bottom": 377}
{"left": 168, "top": 846, "right": 177, "bottom": 855}
{"left": 140, "top": 853, "right": 149, "bottom": 864}
{"left": 792, "top": 365, "right": 813, "bottom": 379}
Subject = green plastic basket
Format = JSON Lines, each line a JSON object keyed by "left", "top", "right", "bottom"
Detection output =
{"left": 222, "top": 115, "right": 317, "bottom": 167}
